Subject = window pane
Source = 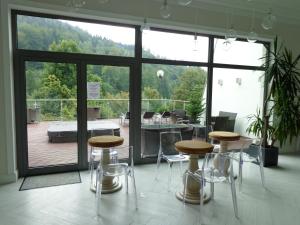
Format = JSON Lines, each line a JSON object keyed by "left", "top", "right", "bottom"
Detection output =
{"left": 26, "top": 61, "right": 78, "bottom": 167}
{"left": 214, "top": 38, "right": 266, "bottom": 66}
{"left": 87, "top": 65, "right": 130, "bottom": 161}
{"left": 212, "top": 68, "right": 264, "bottom": 136}
{"left": 142, "top": 30, "right": 208, "bottom": 62}
{"left": 17, "top": 15, "right": 135, "bottom": 57}
{"left": 141, "top": 64, "right": 207, "bottom": 158}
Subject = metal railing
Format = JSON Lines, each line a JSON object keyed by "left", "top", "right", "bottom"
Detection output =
{"left": 26, "top": 98, "right": 190, "bottom": 121}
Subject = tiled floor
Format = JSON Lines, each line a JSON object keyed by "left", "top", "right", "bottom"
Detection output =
{"left": 1, "top": 153, "right": 300, "bottom": 225}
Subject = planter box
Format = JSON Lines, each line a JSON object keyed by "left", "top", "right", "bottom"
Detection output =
{"left": 248, "top": 144, "right": 278, "bottom": 167}
{"left": 27, "top": 108, "right": 40, "bottom": 124}
{"left": 87, "top": 107, "right": 100, "bottom": 120}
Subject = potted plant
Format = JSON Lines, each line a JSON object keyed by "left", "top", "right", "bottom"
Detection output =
{"left": 247, "top": 37, "right": 300, "bottom": 166}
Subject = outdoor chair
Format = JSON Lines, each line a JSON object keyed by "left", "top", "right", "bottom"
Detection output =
{"left": 171, "top": 109, "right": 190, "bottom": 124}
{"left": 184, "top": 152, "right": 238, "bottom": 223}
{"left": 161, "top": 111, "right": 171, "bottom": 123}
{"left": 142, "top": 111, "right": 155, "bottom": 124}
{"left": 119, "top": 111, "right": 130, "bottom": 126}
{"left": 156, "top": 131, "right": 189, "bottom": 190}
{"left": 95, "top": 145, "right": 137, "bottom": 215}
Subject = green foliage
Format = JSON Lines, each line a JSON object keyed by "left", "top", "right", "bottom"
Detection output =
{"left": 173, "top": 68, "right": 207, "bottom": 120}
{"left": 246, "top": 109, "right": 275, "bottom": 144}
{"left": 33, "top": 74, "right": 75, "bottom": 120}
{"left": 248, "top": 37, "right": 300, "bottom": 147}
{"left": 186, "top": 89, "right": 206, "bottom": 123}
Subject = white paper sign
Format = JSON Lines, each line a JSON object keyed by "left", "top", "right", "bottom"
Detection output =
{"left": 87, "top": 82, "right": 100, "bottom": 99}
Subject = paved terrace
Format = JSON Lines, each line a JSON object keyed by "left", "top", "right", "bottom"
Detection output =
{"left": 27, "top": 119, "right": 129, "bottom": 168}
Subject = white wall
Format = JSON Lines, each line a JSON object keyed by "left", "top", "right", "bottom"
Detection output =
{"left": 0, "top": 0, "right": 299, "bottom": 183}
{"left": 0, "top": 0, "right": 17, "bottom": 184}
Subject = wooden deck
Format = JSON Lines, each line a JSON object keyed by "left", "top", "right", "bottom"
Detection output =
{"left": 27, "top": 119, "right": 129, "bottom": 168}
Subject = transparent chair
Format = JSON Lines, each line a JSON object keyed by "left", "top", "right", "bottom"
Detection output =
{"left": 184, "top": 152, "right": 238, "bottom": 222}
{"left": 95, "top": 145, "right": 137, "bottom": 215}
{"left": 231, "top": 137, "right": 265, "bottom": 189}
{"left": 89, "top": 129, "right": 118, "bottom": 190}
{"left": 156, "top": 131, "right": 189, "bottom": 190}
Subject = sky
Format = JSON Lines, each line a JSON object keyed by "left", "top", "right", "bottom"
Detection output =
{"left": 62, "top": 20, "right": 208, "bottom": 61}
{"left": 62, "top": 20, "right": 264, "bottom": 65}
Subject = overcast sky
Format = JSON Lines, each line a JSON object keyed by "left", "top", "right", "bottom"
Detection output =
{"left": 62, "top": 20, "right": 264, "bottom": 65}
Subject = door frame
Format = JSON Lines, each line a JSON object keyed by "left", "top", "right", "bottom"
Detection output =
{"left": 14, "top": 52, "right": 136, "bottom": 176}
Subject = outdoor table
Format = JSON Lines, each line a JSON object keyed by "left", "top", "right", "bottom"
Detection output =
{"left": 175, "top": 140, "right": 214, "bottom": 204}
{"left": 88, "top": 135, "right": 124, "bottom": 193}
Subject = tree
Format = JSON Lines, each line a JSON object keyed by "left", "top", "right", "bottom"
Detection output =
{"left": 172, "top": 68, "right": 207, "bottom": 113}
{"left": 33, "top": 74, "right": 75, "bottom": 120}
{"left": 44, "top": 40, "right": 80, "bottom": 92}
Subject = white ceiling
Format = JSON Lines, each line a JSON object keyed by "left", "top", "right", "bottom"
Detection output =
{"left": 18, "top": 0, "right": 300, "bottom": 26}
{"left": 169, "top": 0, "right": 300, "bottom": 25}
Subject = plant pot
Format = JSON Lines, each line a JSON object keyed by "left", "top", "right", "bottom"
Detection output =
{"left": 248, "top": 144, "right": 278, "bottom": 167}
{"left": 261, "top": 145, "right": 279, "bottom": 167}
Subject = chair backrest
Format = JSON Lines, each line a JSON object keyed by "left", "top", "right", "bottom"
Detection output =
{"left": 161, "top": 111, "right": 171, "bottom": 118}
{"left": 143, "top": 111, "right": 155, "bottom": 119}
{"left": 218, "top": 111, "right": 237, "bottom": 132}
{"left": 172, "top": 109, "right": 186, "bottom": 118}
{"left": 125, "top": 112, "right": 130, "bottom": 119}
{"left": 242, "top": 138, "right": 262, "bottom": 160}
{"left": 159, "top": 131, "right": 182, "bottom": 155}
{"left": 202, "top": 152, "right": 233, "bottom": 182}
{"left": 219, "top": 111, "right": 237, "bottom": 120}
{"left": 102, "top": 145, "right": 134, "bottom": 176}
{"left": 181, "top": 125, "right": 194, "bottom": 140}
{"left": 211, "top": 116, "right": 229, "bottom": 131}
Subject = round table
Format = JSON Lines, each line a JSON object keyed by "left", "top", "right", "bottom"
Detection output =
{"left": 88, "top": 135, "right": 124, "bottom": 193}
{"left": 175, "top": 140, "right": 214, "bottom": 204}
{"left": 208, "top": 131, "right": 240, "bottom": 152}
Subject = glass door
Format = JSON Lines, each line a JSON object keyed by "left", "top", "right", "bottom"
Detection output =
{"left": 86, "top": 64, "right": 130, "bottom": 161}
{"left": 24, "top": 60, "right": 79, "bottom": 173}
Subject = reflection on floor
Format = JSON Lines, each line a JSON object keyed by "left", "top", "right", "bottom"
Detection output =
{"left": 1, "top": 153, "right": 300, "bottom": 225}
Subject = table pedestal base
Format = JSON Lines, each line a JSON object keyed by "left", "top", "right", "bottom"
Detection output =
{"left": 90, "top": 176, "right": 122, "bottom": 194}
{"left": 176, "top": 191, "right": 210, "bottom": 204}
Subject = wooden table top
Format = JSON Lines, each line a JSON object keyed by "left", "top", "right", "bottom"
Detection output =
{"left": 88, "top": 135, "right": 124, "bottom": 148}
{"left": 175, "top": 140, "right": 214, "bottom": 154}
{"left": 208, "top": 131, "right": 240, "bottom": 141}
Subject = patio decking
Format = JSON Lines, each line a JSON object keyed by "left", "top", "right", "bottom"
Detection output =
{"left": 27, "top": 119, "right": 129, "bottom": 168}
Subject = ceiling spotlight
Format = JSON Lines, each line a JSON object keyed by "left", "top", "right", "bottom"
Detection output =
{"left": 222, "top": 39, "right": 232, "bottom": 51}
{"left": 67, "top": 0, "right": 86, "bottom": 9}
{"left": 157, "top": 70, "right": 164, "bottom": 79}
{"left": 225, "top": 26, "right": 237, "bottom": 42}
{"left": 261, "top": 9, "right": 276, "bottom": 30}
{"left": 160, "top": 0, "right": 171, "bottom": 19}
{"left": 140, "top": 18, "right": 150, "bottom": 33}
{"left": 177, "top": 0, "right": 192, "bottom": 6}
{"left": 193, "top": 34, "right": 199, "bottom": 51}
{"left": 247, "top": 9, "right": 257, "bottom": 43}
{"left": 247, "top": 31, "right": 258, "bottom": 43}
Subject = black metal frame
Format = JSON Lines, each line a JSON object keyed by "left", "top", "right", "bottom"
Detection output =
{"left": 12, "top": 10, "right": 270, "bottom": 176}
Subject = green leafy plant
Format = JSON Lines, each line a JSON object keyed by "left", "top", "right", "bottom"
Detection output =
{"left": 248, "top": 37, "right": 300, "bottom": 148}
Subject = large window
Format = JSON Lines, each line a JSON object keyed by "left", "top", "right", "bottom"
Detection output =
{"left": 211, "top": 68, "right": 264, "bottom": 136}
{"left": 142, "top": 30, "right": 208, "bottom": 62}
{"left": 14, "top": 11, "right": 269, "bottom": 174}
{"left": 17, "top": 15, "right": 135, "bottom": 57}
{"left": 214, "top": 38, "right": 267, "bottom": 66}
